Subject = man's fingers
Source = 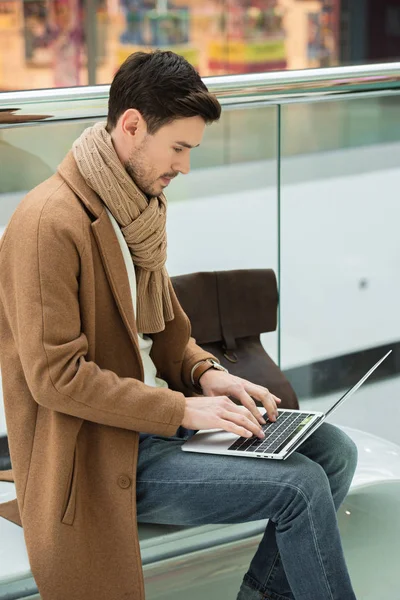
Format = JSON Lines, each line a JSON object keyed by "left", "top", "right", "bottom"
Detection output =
{"left": 230, "top": 388, "right": 266, "bottom": 425}
{"left": 228, "top": 383, "right": 280, "bottom": 423}
{"left": 217, "top": 418, "right": 253, "bottom": 438}
{"left": 216, "top": 415, "right": 262, "bottom": 439}
{"left": 231, "top": 403, "right": 263, "bottom": 428}
{"left": 220, "top": 409, "right": 264, "bottom": 439}
{"left": 244, "top": 385, "right": 279, "bottom": 421}
{"left": 218, "top": 396, "right": 261, "bottom": 427}
{"left": 272, "top": 395, "right": 282, "bottom": 404}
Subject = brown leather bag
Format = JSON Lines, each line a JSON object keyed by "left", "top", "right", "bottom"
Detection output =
{"left": 171, "top": 269, "right": 299, "bottom": 410}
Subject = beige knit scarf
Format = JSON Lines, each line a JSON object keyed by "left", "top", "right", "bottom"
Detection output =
{"left": 72, "top": 122, "right": 174, "bottom": 334}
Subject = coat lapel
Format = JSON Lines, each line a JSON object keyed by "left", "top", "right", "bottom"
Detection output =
{"left": 91, "top": 212, "right": 140, "bottom": 349}
{"left": 58, "top": 153, "right": 142, "bottom": 368}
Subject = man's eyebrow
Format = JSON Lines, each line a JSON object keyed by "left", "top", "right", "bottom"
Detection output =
{"left": 174, "top": 141, "right": 200, "bottom": 149}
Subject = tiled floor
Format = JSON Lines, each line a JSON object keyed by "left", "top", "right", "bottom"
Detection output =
{"left": 338, "top": 481, "right": 400, "bottom": 599}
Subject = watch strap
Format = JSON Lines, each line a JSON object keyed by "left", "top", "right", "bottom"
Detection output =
{"left": 191, "top": 359, "right": 228, "bottom": 391}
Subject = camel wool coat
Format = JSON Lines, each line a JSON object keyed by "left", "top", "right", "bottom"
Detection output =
{"left": 0, "top": 151, "right": 216, "bottom": 600}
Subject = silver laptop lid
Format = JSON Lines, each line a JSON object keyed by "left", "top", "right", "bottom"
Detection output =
{"left": 324, "top": 350, "right": 392, "bottom": 419}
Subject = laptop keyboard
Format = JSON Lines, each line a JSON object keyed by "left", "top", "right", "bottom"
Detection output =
{"left": 228, "top": 411, "right": 313, "bottom": 454}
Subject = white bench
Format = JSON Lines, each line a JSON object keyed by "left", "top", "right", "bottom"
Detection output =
{"left": 2, "top": 425, "right": 400, "bottom": 600}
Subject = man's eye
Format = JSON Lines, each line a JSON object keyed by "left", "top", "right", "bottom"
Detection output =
{"left": 174, "top": 147, "right": 183, "bottom": 153}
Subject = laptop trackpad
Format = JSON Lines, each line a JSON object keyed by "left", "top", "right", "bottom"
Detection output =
{"left": 183, "top": 429, "right": 237, "bottom": 453}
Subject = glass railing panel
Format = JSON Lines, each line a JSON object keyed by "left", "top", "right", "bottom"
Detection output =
{"left": 282, "top": 94, "right": 400, "bottom": 157}
{"left": 0, "top": 120, "right": 93, "bottom": 193}
{"left": 279, "top": 94, "right": 400, "bottom": 444}
{"left": 0, "top": 102, "right": 279, "bottom": 364}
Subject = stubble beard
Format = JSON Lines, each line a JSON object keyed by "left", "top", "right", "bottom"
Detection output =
{"left": 125, "top": 155, "right": 160, "bottom": 199}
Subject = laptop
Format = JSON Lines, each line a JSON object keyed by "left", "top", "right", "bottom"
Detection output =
{"left": 182, "top": 350, "right": 392, "bottom": 461}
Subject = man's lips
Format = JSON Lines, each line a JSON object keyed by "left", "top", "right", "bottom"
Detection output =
{"left": 160, "top": 175, "right": 176, "bottom": 186}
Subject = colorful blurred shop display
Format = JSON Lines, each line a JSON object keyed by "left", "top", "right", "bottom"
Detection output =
{"left": 320, "top": 0, "right": 340, "bottom": 66}
{"left": 0, "top": 0, "right": 344, "bottom": 91}
{"left": 306, "top": 0, "right": 340, "bottom": 67}
{"left": 0, "top": 0, "right": 20, "bottom": 88}
{"left": 22, "top": 0, "right": 53, "bottom": 66}
{"left": 22, "top": 0, "right": 84, "bottom": 86}
{"left": 307, "top": 12, "right": 320, "bottom": 62}
{"left": 0, "top": 0, "right": 19, "bottom": 29}
{"left": 50, "top": 0, "right": 84, "bottom": 86}
{"left": 307, "top": 0, "right": 340, "bottom": 67}
{"left": 208, "top": 0, "right": 287, "bottom": 74}
{"left": 118, "top": 0, "right": 199, "bottom": 69}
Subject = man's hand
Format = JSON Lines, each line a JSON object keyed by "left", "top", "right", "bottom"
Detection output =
{"left": 181, "top": 396, "right": 266, "bottom": 439}
{"left": 199, "top": 369, "right": 281, "bottom": 426}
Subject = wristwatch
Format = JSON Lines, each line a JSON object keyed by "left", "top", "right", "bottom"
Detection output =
{"left": 191, "top": 359, "right": 229, "bottom": 392}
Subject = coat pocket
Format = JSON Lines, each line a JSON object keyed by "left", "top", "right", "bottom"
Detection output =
{"left": 61, "top": 445, "right": 78, "bottom": 526}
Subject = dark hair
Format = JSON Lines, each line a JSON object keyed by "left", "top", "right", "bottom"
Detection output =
{"left": 107, "top": 50, "right": 221, "bottom": 133}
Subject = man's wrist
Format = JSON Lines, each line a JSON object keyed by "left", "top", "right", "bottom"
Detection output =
{"left": 190, "top": 359, "right": 228, "bottom": 392}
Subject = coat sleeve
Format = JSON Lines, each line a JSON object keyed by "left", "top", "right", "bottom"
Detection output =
{"left": 0, "top": 196, "right": 185, "bottom": 437}
{"left": 161, "top": 278, "right": 219, "bottom": 392}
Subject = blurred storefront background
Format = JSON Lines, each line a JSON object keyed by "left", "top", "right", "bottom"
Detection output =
{"left": 0, "top": 0, "right": 399, "bottom": 91}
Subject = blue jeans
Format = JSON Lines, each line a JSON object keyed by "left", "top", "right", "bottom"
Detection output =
{"left": 136, "top": 422, "right": 358, "bottom": 600}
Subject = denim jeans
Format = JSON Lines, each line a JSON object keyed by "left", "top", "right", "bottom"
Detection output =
{"left": 136, "top": 422, "right": 358, "bottom": 600}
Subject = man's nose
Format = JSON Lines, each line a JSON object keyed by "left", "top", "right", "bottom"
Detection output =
{"left": 173, "top": 154, "right": 190, "bottom": 175}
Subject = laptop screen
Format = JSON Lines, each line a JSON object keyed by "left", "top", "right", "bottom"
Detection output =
{"left": 324, "top": 350, "right": 392, "bottom": 420}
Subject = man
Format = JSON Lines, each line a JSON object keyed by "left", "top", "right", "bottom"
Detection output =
{"left": 0, "top": 51, "right": 358, "bottom": 600}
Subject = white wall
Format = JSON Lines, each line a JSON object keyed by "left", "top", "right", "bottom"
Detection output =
{"left": 279, "top": 167, "right": 400, "bottom": 368}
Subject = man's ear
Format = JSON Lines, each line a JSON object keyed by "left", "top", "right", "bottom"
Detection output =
{"left": 120, "top": 109, "right": 142, "bottom": 138}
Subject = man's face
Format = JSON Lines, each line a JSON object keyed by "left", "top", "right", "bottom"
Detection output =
{"left": 124, "top": 116, "right": 206, "bottom": 198}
